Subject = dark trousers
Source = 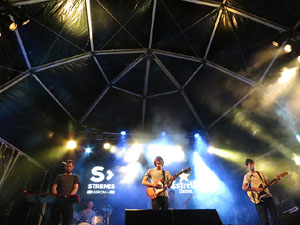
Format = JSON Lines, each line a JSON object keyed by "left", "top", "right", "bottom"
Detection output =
{"left": 255, "top": 197, "right": 279, "bottom": 225}
{"left": 152, "top": 196, "right": 169, "bottom": 210}
{"left": 48, "top": 198, "right": 73, "bottom": 225}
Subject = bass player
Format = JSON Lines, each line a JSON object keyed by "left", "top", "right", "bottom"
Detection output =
{"left": 242, "top": 158, "right": 280, "bottom": 225}
{"left": 142, "top": 156, "right": 175, "bottom": 210}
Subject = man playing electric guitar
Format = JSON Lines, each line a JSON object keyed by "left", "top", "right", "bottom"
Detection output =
{"left": 142, "top": 156, "right": 175, "bottom": 210}
{"left": 242, "top": 158, "right": 281, "bottom": 225}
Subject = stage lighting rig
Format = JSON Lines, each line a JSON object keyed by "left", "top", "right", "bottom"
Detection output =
{"left": 0, "top": 1, "right": 30, "bottom": 33}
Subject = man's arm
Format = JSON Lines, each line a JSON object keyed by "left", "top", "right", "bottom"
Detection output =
{"left": 70, "top": 183, "right": 79, "bottom": 195}
{"left": 242, "top": 182, "right": 262, "bottom": 192}
{"left": 142, "top": 175, "right": 154, "bottom": 187}
{"left": 52, "top": 184, "right": 58, "bottom": 194}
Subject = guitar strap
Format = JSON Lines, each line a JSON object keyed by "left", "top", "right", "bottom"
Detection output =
{"left": 256, "top": 171, "right": 265, "bottom": 185}
{"left": 162, "top": 170, "right": 166, "bottom": 186}
{"left": 248, "top": 175, "right": 257, "bottom": 204}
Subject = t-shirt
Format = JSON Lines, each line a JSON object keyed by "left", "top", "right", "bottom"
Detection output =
{"left": 53, "top": 174, "right": 80, "bottom": 194}
{"left": 80, "top": 209, "right": 96, "bottom": 223}
{"left": 243, "top": 171, "right": 272, "bottom": 198}
{"left": 145, "top": 168, "right": 171, "bottom": 197}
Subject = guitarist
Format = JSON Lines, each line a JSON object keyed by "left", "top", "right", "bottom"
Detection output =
{"left": 142, "top": 156, "right": 175, "bottom": 210}
{"left": 242, "top": 158, "right": 280, "bottom": 225}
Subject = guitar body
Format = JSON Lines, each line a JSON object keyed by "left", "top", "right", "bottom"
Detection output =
{"left": 247, "top": 172, "right": 288, "bottom": 204}
{"left": 146, "top": 168, "right": 191, "bottom": 200}
{"left": 146, "top": 180, "right": 165, "bottom": 199}
{"left": 247, "top": 184, "right": 269, "bottom": 204}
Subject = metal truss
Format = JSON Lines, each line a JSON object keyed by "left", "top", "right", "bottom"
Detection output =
{"left": 2, "top": 0, "right": 298, "bottom": 134}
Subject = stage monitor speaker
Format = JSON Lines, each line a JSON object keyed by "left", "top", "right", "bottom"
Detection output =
{"left": 125, "top": 209, "right": 223, "bottom": 225}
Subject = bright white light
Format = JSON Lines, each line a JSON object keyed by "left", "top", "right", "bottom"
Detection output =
{"left": 120, "top": 131, "right": 126, "bottom": 136}
{"left": 284, "top": 44, "right": 292, "bottom": 53}
{"left": 297, "top": 56, "right": 300, "bottom": 63}
{"left": 293, "top": 154, "right": 300, "bottom": 165}
{"left": 65, "top": 1, "right": 73, "bottom": 8}
{"left": 103, "top": 143, "right": 111, "bottom": 150}
{"left": 296, "top": 134, "right": 300, "bottom": 143}
{"left": 67, "top": 140, "right": 77, "bottom": 150}
{"left": 110, "top": 146, "right": 117, "bottom": 153}
{"left": 207, "top": 146, "right": 216, "bottom": 154}
{"left": 193, "top": 152, "right": 223, "bottom": 192}
{"left": 119, "top": 162, "right": 143, "bottom": 184}
{"left": 194, "top": 133, "right": 200, "bottom": 138}
{"left": 278, "top": 67, "right": 297, "bottom": 84}
{"left": 85, "top": 147, "right": 92, "bottom": 153}
{"left": 124, "top": 144, "right": 143, "bottom": 163}
{"left": 147, "top": 144, "right": 185, "bottom": 165}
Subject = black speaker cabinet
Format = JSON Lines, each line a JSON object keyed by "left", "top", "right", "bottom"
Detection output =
{"left": 125, "top": 209, "right": 223, "bottom": 225}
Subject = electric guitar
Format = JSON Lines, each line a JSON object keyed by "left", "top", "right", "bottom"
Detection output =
{"left": 146, "top": 168, "right": 191, "bottom": 200}
{"left": 247, "top": 172, "right": 288, "bottom": 204}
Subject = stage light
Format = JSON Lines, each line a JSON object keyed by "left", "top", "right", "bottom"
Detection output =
{"left": 194, "top": 133, "right": 200, "bottom": 138}
{"left": 67, "top": 140, "right": 77, "bottom": 150}
{"left": 293, "top": 154, "right": 300, "bottom": 165}
{"left": 0, "top": 16, "right": 17, "bottom": 31}
{"left": 9, "top": 22, "right": 17, "bottom": 31}
{"left": 297, "top": 56, "right": 300, "bottom": 63}
{"left": 277, "top": 67, "right": 297, "bottom": 84}
{"left": 272, "top": 41, "right": 279, "bottom": 47}
{"left": 103, "top": 143, "right": 111, "bottom": 150}
{"left": 110, "top": 146, "right": 117, "bottom": 153}
{"left": 161, "top": 131, "right": 166, "bottom": 137}
{"left": 207, "top": 146, "right": 216, "bottom": 154}
{"left": 85, "top": 147, "right": 92, "bottom": 153}
{"left": 284, "top": 44, "right": 292, "bottom": 53}
{"left": 120, "top": 131, "right": 126, "bottom": 136}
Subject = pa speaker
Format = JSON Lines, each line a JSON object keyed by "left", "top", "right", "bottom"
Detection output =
{"left": 125, "top": 209, "right": 223, "bottom": 225}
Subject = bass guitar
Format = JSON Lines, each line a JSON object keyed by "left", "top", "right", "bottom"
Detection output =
{"left": 146, "top": 168, "right": 191, "bottom": 200}
{"left": 247, "top": 171, "right": 288, "bottom": 204}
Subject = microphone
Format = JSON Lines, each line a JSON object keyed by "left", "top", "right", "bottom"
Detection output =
{"left": 250, "top": 166, "right": 255, "bottom": 171}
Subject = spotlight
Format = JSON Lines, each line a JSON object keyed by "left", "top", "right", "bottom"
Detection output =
{"left": 66, "top": 140, "right": 77, "bottom": 150}
{"left": 194, "top": 133, "right": 200, "bottom": 138}
{"left": 0, "top": 16, "right": 17, "bottom": 31}
{"left": 120, "top": 131, "right": 126, "bottom": 136}
{"left": 110, "top": 146, "right": 117, "bottom": 153}
{"left": 297, "top": 56, "right": 300, "bottom": 63}
{"left": 272, "top": 41, "right": 279, "bottom": 47}
{"left": 103, "top": 143, "right": 111, "bottom": 150}
{"left": 85, "top": 147, "right": 92, "bottom": 153}
{"left": 207, "top": 146, "right": 216, "bottom": 154}
{"left": 161, "top": 131, "right": 166, "bottom": 137}
{"left": 293, "top": 154, "right": 300, "bottom": 165}
{"left": 284, "top": 44, "right": 292, "bottom": 53}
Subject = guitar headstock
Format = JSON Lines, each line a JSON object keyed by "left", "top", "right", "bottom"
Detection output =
{"left": 175, "top": 168, "right": 191, "bottom": 177}
{"left": 277, "top": 172, "right": 288, "bottom": 178}
{"left": 182, "top": 168, "right": 191, "bottom": 173}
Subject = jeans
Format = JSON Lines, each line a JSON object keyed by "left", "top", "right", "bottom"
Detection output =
{"left": 152, "top": 196, "right": 169, "bottom": 210}
{"left": 255, "top": 197, "right": 279, "bottom": 225}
